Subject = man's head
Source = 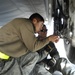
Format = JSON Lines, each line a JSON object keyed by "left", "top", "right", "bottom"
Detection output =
{"left": 29, "top": 13, "right": 44, "bottom": 33}
{"left": 38, "top": 25, "right": 48, "bottom": 39}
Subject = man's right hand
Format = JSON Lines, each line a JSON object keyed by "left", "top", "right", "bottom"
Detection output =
{"left": 48, "top": 35, "right": 60, "bottom": 43}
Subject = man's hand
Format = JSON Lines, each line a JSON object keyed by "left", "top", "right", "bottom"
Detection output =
{"left": 48, "top": 35, "right": 59, "bottom": 43}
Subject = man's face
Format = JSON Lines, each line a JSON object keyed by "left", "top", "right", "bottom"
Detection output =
{"left": 36, "top": 21, "right": 44, "bottom": 32}
{"left": 33, "top": 19, "right": 44, "bottom": 33}
{"left": 38, "top": 26, "right": 48, "bottom": 38}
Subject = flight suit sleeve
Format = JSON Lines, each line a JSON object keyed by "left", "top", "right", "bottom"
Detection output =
{"left": 20, "top": 23, "right": 49, "bottom": 52}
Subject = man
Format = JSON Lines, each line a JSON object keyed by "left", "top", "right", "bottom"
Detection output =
{"left": 34, "top": 25, "right": 75, "bottom": 75}
{"left": 30, "top": 25, "right": 63, "bottom": 75}
{"left": 38, "top": 25, "right": 60, "bottom": 59}
{"left": 0, "top": 13, "right": 59, "bottom": 75}
{"left": 38, "top": 25, "right": 60, "bottom": 64}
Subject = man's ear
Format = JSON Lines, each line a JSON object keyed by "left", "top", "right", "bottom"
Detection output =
{"left": 33, "top": 18, "right": 37, "bottom": 24}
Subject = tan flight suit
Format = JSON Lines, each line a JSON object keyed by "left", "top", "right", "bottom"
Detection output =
{"left": 0, "top": 18, "right": 49, "bottom": 75}
{"left": 0, "top": 18, "right": 49, "bottom": 57}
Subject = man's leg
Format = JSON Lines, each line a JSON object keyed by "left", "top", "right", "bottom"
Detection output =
{"left": 30, "top": 62, "right": 52, "bottom": 75}
{"left": 0, "top": 58, "right": 22, "bottom": 75}
{"left": 52, "top": 71, "right": 63, "bottom": 75}
{"left": 19, "top": 52, "right": 39, "bottom": 75}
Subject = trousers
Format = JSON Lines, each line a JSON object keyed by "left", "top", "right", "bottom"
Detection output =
{"left": 0, "top": 52, "right": 39, "bottom": 75}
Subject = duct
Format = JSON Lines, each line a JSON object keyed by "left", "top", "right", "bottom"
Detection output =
{"left": 44, "top": 0, "right": 52, "bottom": 24}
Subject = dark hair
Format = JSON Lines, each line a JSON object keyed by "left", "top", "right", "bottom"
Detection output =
{"left": 40, "top": 24, "right": 48, "bottom": 32}
{"left": 29, "top": 13, "right": 44, "bottom": 22}
{"left": 43, "top": 24, "right": 46, "bottom": 27}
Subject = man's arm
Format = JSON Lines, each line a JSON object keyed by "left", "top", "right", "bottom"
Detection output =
{"left": 20, "top": 22, "right": 49, "bottom": 52}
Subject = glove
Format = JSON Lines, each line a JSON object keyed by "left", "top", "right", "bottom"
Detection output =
{"left": 47, "top": 57, "right": 56, "bottom": 67}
